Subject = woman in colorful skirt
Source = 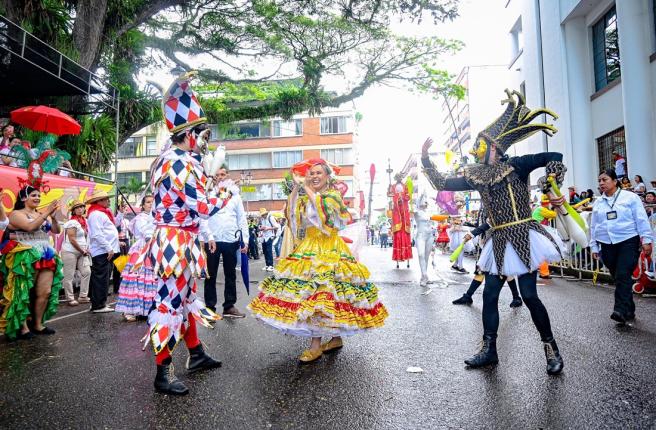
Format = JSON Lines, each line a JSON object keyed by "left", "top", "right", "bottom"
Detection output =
{"left": 115, "top": 195, "right": 156, "bottom": 322}
{"left": 248, "top": 158, "right": 388, "bottom": 363}
{"left": 0, "top": 186, "right": 63, "bottom": 340}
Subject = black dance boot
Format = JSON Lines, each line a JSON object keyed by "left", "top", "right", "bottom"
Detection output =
{"left": 543, "top": 338, "right": 564, "bottom": 375}
{"left": 452, "top": 294, "right": 473, "bottom": 305}
{"left": 187, "top": 344, "right": 222, "bottom": 374}
{"left": 154, "top": 360, "right": 189, "bottom": 395}
{"left": 464, "top": 335, "right": 498, "bottom": 367}
{"left": 509, "top": 296, "right": 523, "bottom": 308}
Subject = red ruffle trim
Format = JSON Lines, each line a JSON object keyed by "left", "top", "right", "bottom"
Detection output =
{"left": 34, "top": 258, "right": 57, "bottom": 271}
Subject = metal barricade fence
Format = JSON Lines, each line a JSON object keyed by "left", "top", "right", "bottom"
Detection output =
{"left": 547, "top": 218, "right": 610, "bottom": 283}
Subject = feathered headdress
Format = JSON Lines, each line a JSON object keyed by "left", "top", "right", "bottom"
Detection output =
{"left": 14, "top": 135, "right": 71, "bottom": 193}
{"left": 470, "top": 89, "right": 558, "bottom": 161}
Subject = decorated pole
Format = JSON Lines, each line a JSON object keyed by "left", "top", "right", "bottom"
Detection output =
{"left": 367, "top": 163, "right": 376, "bottom": 225}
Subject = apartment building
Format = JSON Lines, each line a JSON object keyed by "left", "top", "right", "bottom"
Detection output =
{"left": 501, "top": 0, "right": 656, "bottom": 190}
{"left": 111, "top": 108, "right": 359, "bottom": 214}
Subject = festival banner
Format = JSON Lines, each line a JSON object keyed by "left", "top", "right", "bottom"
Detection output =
{"left": 0, "top": 165, "right": 114, "bottom": 216}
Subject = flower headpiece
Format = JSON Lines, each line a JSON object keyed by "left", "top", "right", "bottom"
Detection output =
{"left": 15, "top": 135, "right": 70, "bottom": 193}
{"left": 291, "top": 158, "right": 341, "bottom": 177}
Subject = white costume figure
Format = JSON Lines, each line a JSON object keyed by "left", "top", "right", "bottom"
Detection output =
{"left": 413, "top": 193, "right": 434, "bottom": 287}
{"left": 449, "top": 217, "right": 471, "bottom": 273}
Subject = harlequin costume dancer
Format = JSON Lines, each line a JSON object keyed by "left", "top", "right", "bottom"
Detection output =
{"left": 115, "top": 195, "right": 156, "bottom": 322}
{"left": 0, "top": 139, "right": 67, "bottom": 340}
{"left": 248, "top": 158, "right": 388, "bottom": 363}
{"left": 452, "top": 219, "right": 523, "bottom": 308}
{"left": 132, "top": 73, "right": 225, "bottom": 395}
{"left": 390, "top": 173, "right": 412, "bottom": 268}
{"left": 422, "top": 90, "right": 566, "bottom": 375}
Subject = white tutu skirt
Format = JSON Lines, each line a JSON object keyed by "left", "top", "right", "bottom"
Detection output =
{"left": 478, "top": 226, "right": 566, "bottom": 276}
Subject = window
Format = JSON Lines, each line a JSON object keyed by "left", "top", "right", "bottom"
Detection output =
{"left": 118, "top": 137, "right": 139, "bottom": 158}
{"left": 509, "top": 17, "right": 523, "bottom": 63}
{"left": 222, "top": 122, "right": 270, "bottom": 140}
{"left": 226, "top": 153, "right": 272, "bottom": 170}
{"left": 596, "top": 127, "right": 625, "bottom": 173}
{"left": 145, "top": 135, "right": 158, "bottom": 156}
{"left": 272, "top": 183, "right": 287, "bottom": 200}
{"left": 592, "top": 6, "right": 620, "bottom": 92}
{"left": 320, "top": 116, "right": 349, "bottom": 134}
{"left": 321, "top": 148, "right": 353, "bottom": 165}
{"left": 273, "top": 150, "right": 302, "bottom": 168}
{"left": 116, "top": 172, "right": 143, "bottom": 188}
{"left": 272, "top": 119, "right": 302, "bottom": 137}
{"left": 242, "top": 183, "right": 273, "bottom": 201}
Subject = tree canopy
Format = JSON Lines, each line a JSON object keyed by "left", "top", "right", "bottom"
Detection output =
{"left": 1, "top": 0, "right": 462, "bottom": 172}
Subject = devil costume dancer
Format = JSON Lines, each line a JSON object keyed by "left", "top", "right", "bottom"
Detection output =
{"left": 422, "top": 90, "right": 566, "bottom": 375}
{"left": 451, "top": 220, "right": 523, "bottom": 308}
{"left": 132, "top": 73, "right": 225, "bottom": 395}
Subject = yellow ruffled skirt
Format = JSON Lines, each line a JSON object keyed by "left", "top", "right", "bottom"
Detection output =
{"left": 248, "top": 226, "right": 388, "bottom": 337}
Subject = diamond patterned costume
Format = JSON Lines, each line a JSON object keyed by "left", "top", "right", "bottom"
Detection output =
{"left": 133, "top": 147, "right": 223, "bottom": 354}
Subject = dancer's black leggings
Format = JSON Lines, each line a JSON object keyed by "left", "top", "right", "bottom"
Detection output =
{"left": 482, "top": 272, "right": 553, "bottom": 341}
{"left": 465, "top": 274, "right": 520, "bottom": 299}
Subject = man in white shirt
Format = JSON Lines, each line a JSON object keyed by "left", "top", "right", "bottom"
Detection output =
{"left": 259, "top": 207, "right": 280, "bottom": 271}
{"left": 202, "top": 167, "right": 249, "bottom": 318}
{"left": 86, "top": 190, "right": 120, "bottom": 313}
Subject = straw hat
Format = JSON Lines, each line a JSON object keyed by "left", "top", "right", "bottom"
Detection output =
{"left": 85, "top": 189, "right": 114, "bottom": 204}
{"left": 259, "top": 207, "right": 268, "bottom": 216}
{"left": 68, "top": 199, "right": 86, "bottom": 212}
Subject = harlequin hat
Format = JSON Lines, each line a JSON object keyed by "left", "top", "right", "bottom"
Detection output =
{"left": 163, "top": 71, "right": 207, "bottom": 134}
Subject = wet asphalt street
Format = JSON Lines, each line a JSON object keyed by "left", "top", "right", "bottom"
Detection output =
{"left": 1, "top": 246, "right": 656, "bottom": 429}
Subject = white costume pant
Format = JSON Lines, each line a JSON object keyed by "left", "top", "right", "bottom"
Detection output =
{"left": 416, "top": 232, "right": 434, "bottom": 281}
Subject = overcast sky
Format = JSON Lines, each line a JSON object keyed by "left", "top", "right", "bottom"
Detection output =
{"left": 140, "top": 0, "right": 507, "bottom": 204}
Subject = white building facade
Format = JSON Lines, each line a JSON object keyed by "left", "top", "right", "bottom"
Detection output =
{"left": 501, "top": 0, "right": 656, "bottom": 191}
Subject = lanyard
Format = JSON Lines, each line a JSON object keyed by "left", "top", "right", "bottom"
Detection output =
{"left": 604, "top": 189, "right": 622, "bottom": 211}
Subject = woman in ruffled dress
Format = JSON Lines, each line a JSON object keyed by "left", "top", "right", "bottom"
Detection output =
{"left": 115, "top": 195, "right": 156, "bottom": 322}
{"left": 248, "top": 158, "right": 388, "bottom": 363}
{"left": 0, "top": 186, "right": 62, "bottom": 339}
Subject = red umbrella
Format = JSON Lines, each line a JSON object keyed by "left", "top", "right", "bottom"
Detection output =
{"left": 10, "top": 105, "right": 81, "bottom": 136}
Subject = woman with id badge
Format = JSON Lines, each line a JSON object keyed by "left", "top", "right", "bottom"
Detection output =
{"left": 590, "top": 169, "right": 653, "bottom": 324}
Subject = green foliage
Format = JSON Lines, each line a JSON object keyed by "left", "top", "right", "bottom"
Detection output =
{"left": 6, "top": 0, "right": 463, "bottom": 171}
{"left": 58, "top": 115, "right": 117, "bottom": 174}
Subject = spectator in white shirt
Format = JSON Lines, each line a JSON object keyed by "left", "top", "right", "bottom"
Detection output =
{"left": 259, "top": 207, "right": 280, "bottom": 271}
{"left": 61, "top": 200, "right": 91, "bottom": 306}
{"left": 590, "top": 169, "right": 653, "bottom": 324}
{"left": 0, "top": 137, "right": 22, "bottom": 167}
{"left": 612, "top": 151, "right": 627, "bottom": 178}
{"left": 202, "top": 167, "right": 249, "bottom": 318}
{"left": 0, "top": 124, "right": 14, "bottom": 149}
{"left": 86, "top": 190, "right": 120, "bottom": 313}
{"left": 633, "top": 175, "right": 646, "bottom": 196}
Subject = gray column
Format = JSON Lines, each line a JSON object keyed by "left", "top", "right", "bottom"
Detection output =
{"left": 563, "top": 17, "right": 595, "bottom": 189}
{"left": 616, "top": 0, "right": 656, "bottom": 178}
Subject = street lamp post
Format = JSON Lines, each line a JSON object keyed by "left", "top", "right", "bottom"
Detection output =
{"left": 241, "top": 170, "right": 253, "bottom": 214}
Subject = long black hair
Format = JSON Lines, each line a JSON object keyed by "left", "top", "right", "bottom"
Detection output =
{"left": 599, "top": 168, "right": 620, "bottom": 188}
{"left": 635, "top": 175, "right": 644, "bottom": 183}
{"left": 14, "top": 185, "right": 38, "bottom": 210}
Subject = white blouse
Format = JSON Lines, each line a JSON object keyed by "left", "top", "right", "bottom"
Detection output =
{"left": 62, "top": 219, "right": 88, "bottom": 253}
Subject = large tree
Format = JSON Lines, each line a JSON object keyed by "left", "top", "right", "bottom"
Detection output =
{"left": 1, "top": 0, "right": 462, "bottom": 172}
